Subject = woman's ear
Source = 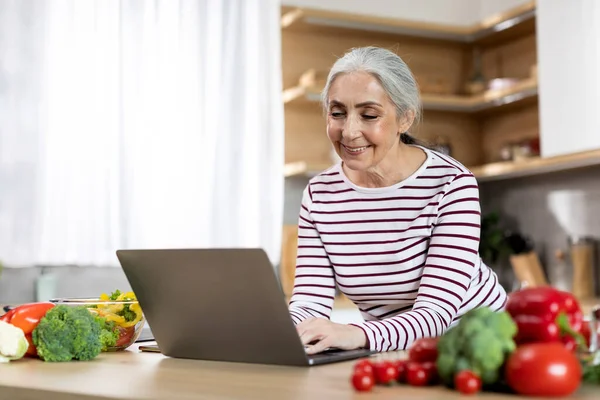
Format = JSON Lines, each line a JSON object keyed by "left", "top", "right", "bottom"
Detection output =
{"left": 397, "top": 110, "right": 415, "bottom": 133}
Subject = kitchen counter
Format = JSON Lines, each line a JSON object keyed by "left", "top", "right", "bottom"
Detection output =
{"left": 0, "top": 343, "right": 598, "bottom": 400}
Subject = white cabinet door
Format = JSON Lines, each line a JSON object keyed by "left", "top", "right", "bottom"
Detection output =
{"left": 537, "top": 0, "right": 600, "bottom": 157}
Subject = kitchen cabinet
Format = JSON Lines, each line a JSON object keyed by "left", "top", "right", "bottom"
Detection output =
{"left": 281, "top": 2, "right": 539, "bottom": 179}
{"left": 536, "top": 0, "right": 600, "bottom": 158}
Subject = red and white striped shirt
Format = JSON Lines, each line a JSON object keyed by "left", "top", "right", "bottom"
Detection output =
{"left": 288, "top": 147, "right": 507, "bottom": 352}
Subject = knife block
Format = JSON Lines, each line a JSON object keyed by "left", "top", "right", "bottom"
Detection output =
{"left": 510, "top": 251, "right": 548, "bottom": 289}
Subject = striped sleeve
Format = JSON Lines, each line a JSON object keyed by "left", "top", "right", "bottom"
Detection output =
{"left": 352, "top": 173, "right": 482, "bottom": 351}
{"left": 288, "top": 185, "right": 336, "bottom": 324}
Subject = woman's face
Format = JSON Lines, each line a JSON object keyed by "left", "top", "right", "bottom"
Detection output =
{"left": 326, "top": 71, "right": 412, "bottom": 171}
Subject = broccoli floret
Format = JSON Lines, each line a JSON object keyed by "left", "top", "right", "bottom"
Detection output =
{"left": 95, "top": 317, "right": 119, "bottom": 351}
{"left": 436, "top": 306, "right": 517, "bottom": 387}
{"left": 32, "top": 305, "right": 104, "bottom": 362}
{"left": 117, "top": 306, "right": 137, "bottom": 322}
{"left": 108, "top": 290, "right": 122, "bottom": 301}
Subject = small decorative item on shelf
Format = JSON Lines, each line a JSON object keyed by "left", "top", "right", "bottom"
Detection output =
{"left": 487, "top": 77, "right": 519, "bottom": 92}
{"left": 568, "top": 236, "right": 597, "bottom": 301}
{"left": 499, "top": 137, "right": 540, "bottom": 163}
{"left": 499, "top": 144, "right": 513, "bottom": 161}
{"left": 512, "top": 137, "right": 540, "bottom": 162}
{"left": 465, "top": 47, "right": 486, "bottom": 95}
{"left": 505, "top": 231, "right": 548, "bottom": 289}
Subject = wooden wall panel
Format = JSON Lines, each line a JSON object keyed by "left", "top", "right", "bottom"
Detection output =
{"left": 282, "top": 30, "right": 470, "bottom": 97}
{"left": 480, "top": 33, "right": 537, "bottom": 79}
{"left": 284, "top": 103, "right": 331, "bottom": 164}
{"left": 414, "top": 111, "right": 483, "bottom": 167}
{"left": 281, "top": 9, "right": 539, "bottom": 171}
{"left": 282, "top": 28, "right": 473, "bottom": 166}
{"left": 480, "top": 103, "right": 540, "bottom": 163}
{"left": 280, "top": 224, "right": 299, "bottom": 297}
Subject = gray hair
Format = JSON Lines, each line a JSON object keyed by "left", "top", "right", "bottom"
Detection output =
{"left": 321, "top": 46, "right": 422, "bottom": 125}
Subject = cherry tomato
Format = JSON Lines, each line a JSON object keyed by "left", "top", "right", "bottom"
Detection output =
{"left": 351, "top": 371, "right": 375, "bottom": 392}
{"left": 354, "top": 359, "right": 374, "bottom": 377}
{"left": 9, "top": 302, "right": 55, "bottom": 334}
{"left": 505, "top": 342, "right": 582, "bottom": 397}
{"left": 454, "top": 370, "right": 481, "bottom": 395}
{"left": 392, "top": 359, "right": 409, "bottom": 383}
{"left": 406, "top": 362, "right": 430, "bottom": 386}
{"left": 421, "top": 361, "right": 438, "bottom": 384}
{"left": 408, "top": 337, "right": 439, "bottom": 363}
{"left": 115, "top": 326, "right": 136, "bottom": 347}
{"left": 373, "top": 361, "right": 398, "bottom": 385}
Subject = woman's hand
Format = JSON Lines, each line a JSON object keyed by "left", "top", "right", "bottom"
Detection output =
{"left": 296, "top": 318, "right": 367, "bottom": 355}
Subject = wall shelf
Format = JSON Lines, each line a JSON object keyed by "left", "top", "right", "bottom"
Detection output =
{"left": 471, "top": 149, "right": 600, "bottom": 182}
{"left": 422, "top": 78, "right": 537, "bottom": 113}
{"left": 285, "top": 149, "right": 600, "bottom": 182}
{"left": 284, "top": 71, "right": 538, "bottom": 114}
{"left": 281, "top": 1, "right": 535, "bottom": 44}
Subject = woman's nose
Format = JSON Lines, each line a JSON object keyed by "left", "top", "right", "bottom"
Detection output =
{"left": 342, "top": 114, "right": 361, "bottom": 139}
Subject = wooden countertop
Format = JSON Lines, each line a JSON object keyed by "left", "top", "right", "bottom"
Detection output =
{"left": 0, "top": 343, "right": 598, "bottom": 400}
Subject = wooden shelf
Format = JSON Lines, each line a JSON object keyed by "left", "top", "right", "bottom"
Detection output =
{"left": 285, "top": 149, "right": 600, "bottom": 182}
{"left": 422, "top": 78, "right": 538, "bottom": 113}
{"left": 471, "top": 148, "right": 600, "bottom": 182}
{"left": 281, "top": 1, "right": 535, "bottom": 44}
{"left": 284, "top": 71, "right": 538, "bottom": 114}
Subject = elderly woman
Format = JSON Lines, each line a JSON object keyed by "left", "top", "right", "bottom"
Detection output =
{"left": 289, "top": 46, "right": 507, "bottom": 355}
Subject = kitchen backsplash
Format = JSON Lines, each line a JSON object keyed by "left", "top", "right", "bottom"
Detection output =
{"left": 479, "top": 165, "right": 600, "bottom": 294}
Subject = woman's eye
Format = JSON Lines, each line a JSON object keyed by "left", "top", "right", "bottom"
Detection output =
{"left": 362, "top": 115, "right": 377, "bottom": 120}
{"left": 330, "top": 112, "right": 345, "bottom": 118}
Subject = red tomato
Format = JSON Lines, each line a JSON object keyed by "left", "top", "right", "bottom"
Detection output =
{"left": 406, "top": 362, "right": 430, "bottom": 386}
{"left": 373, "top": 361, "right": 398, "bottom": 385}
{"left": 408, "top": 337, "right": 439, "bottom": 363}
{"left": 351, "top": 372, "right": 375, "bottom": 392}
{"left": 354, "top": 359, "right": 374, "bottom": 377}
{"left": 421, "top": 361, "right": 438, "bottom": 384}
{"left": 9, "top": 302, "right": 55, "bottom": 334}
{"left": 454, "top": 370, "right": 481, "bottom": 395}
{"left": 392, "top": 359, "right": 409, "bottom": 383}
{"left": 505, "top": 342, "right": 582, "bottom": 397}
{"left": 115, "top": 326, "right": 136, "bottom": 347}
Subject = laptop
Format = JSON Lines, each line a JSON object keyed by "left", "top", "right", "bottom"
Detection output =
{"left": 115, "top": 248, "right": 375, "bottom": 366}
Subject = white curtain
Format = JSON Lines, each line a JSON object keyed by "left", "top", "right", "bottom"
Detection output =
{"left": 0, "top": 0, "right": 284, "bottom": 267}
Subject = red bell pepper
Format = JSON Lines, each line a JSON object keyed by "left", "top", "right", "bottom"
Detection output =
{"left": 505, "top": 287, "right": 587, "bottom": 352}
{"left": 0, "top": 308, "right": 16, "bottom": 323}
{"left": 0, "top": 302, "right": 55, "bottom": 358}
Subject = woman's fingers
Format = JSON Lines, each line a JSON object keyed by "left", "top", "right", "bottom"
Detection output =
{"left": 305, "top": 337, "right": 332, "bottom": 355}
{"left": 299, "top": 328, "right": 324, "bottom": 346}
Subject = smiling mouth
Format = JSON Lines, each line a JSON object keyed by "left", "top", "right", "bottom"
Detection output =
{"left": 341, "top": 144, "right": 371, "bottom": 154}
